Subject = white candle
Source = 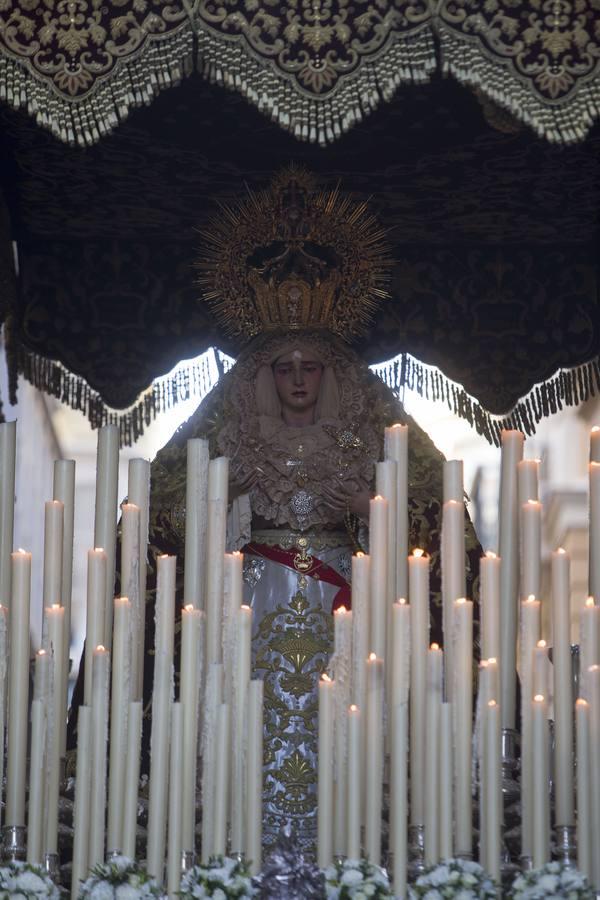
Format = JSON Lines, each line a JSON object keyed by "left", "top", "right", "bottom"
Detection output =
{"left": 205, "top": 457, "right": 229, "bottom": 665}
{"left": 147, "top": 555, "right": 176, "bottom": 883}
{"left": 588, "top": 665, "right": 600, "bottom": 887}
{"left": 180, "top": 604, "right": 203, "bottom": 852}
{"left": 347, "top": 704, "right": 362, "bottom": 860}
{"left": 442, "top": 498, "right": 464, "bottom": 700}
{"left": 518, "top": 458, "right": 539, "bottom": 505}
{"left": 53, "top": 459, "right": 75, "bottom": 759}
{"left": 85, "top": 548, "right": 107, "bottom": 705}
{"left": 45, "top": 603, "right": 65, "bottom": 856}
{"left": 122, "top": 701, "right": 143, "bottom": 860}
{"left": 121, "top": 503, "right": 141, "bottom": 699}
{"left": 365, "top": 653, "right": 384, "bottom": 864}
{"left": 89, "top": 646, "right": 110, "bottom": 868}
{"left": 439, "top": 702, "right": 453, "bottom": 861}
{"left": 27, "top": 699, "right": 46, "bottom": 864}
{"left": 391, "top": 599, "right": 411, "bottom": 707}
{"left": 333, "top": 606, "right": 352, "bottom": 855}
{"left": 43, "top": 500, "right": 64, "bottom": 609}
{"left": 0, "top": 421, "right": 16, "bottom": 608}
{"left": 70, "top": 706, "right": 92, "bottom": 900}
{"left": 107, "top": 596, "right": 132, "bottom": 852}
{"left": 424, "top": 644, "right": 442, "bottom": 864}
{"left": 443, "top": 459, "right": 463, "bottom": 504}
{"left": 377, "top": 460, "right": 398, "bottom": 702}
{"left": 409, "top": 550, "right": 429, "bottom": 826}
{"left": 94, "top": 424, "right": 119, "bottom": 648}
{"left": 231, "top": 602, "right": 251, "bottom": 852}
{"left": 213, "top": 703, "right": 231, "bottom": 856}
{"left": 533, "top": 640, "right": 549, "bottom": 699}
{"left": 128, "top": 458, "right": 151, "bottom": 699}
{"left": 369, "top": 496, "right": 388, "bottom": 659}
{"left": 532, "top": 694, "right": 550, "bottom": 868}
{"left": 483, "top": 700, "right": 501, "bottom": 883}
{"left": 384, "top": 423, "right": 408, "bottom": 601}
{"left": 590, "top": 462, "right": 600, "bottom": 602}
{"left": 246, "top": 679, "right": 263, "bottom": 875}
{"left": 498, "top": 429, "right": 524, "bottom": 728}
{"left": 480, "top": 552, "right": 500, "bottom": 660}
{"left": 167, "top": 702, "right": 184, "bottom": 900}
{"left": 580, "top": 596, "right": 600, "bottom": 699}
{"left": 454, "top": 598, "right": 473, "bottom": 856}
{"left": 0, "top": 604, "right": 7, "bottom": 827}
{"left": 591, "top": 426, "right": 600, "bottom": 464}
{"left": 521, "top": 500, "right": 542, "bottom": 601}
{"left": 184, "top": 438, "right": 209, "bottom": 608}
{"left": 376, "top": 459, "right": 397, "bottom": 609}
{"left": 519, "top": 595, "right": 541, "bottom": 858}
{"left": 575, "top": 699, "right": 591, "bottom": 881}
{"left": 391, "top": 702, "right": 408, "bottom": 898}
{"left": 318, "top": 674, "right": 334, "bottom": 867}
{"left": 551, "top": 548, "right": 574, "bottom": 825}
{"left": 6, "top": 549, "right": 31, "bottom": 826}
{"left": 351, "top": 552, "right": 369, "bottom": 709}
{"left": 201, "top": 663, "right": 223, "bottom": 861}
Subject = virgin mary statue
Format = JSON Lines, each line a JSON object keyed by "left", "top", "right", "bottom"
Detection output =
{"left": 70, "top": 168, "right": 481, "bottom": 856}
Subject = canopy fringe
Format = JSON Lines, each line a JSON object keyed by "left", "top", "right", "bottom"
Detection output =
{"left": 195, "top": 26, "right": 435, "bottom": 147}
{"left": 372, "top": 353, "right": 600, "bottom": 447}
{"left": 0, "top": 27, "right": 194, "bottom": 147}
{"left": 16, "top": 345, "right": 600, "bottom": 448}
{"left": 16, "top": 346, "right": 232, "bottom": 447}
{"left": 437, "top": 29, "right": 600, "bottom": 145}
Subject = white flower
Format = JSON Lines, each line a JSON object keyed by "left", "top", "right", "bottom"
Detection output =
{"left": 537, "top": 874, "right": 559, "bottom": 893}
{"left": 363, "top": 885, "right": 375, "bottom": 897}
{"left": 14, "top": 871, "right": 48, "bottom": 893}
{"left": 211, "top": 891, "right": 226, "bottom": 900}
{"left": 116, "top": 885, "right": 143, "bottom": 900}
{"left": 112, "top": 858, "right": 134, "bottom": 873}
{"left": 207, "top": 868, "right": 229, "bottom": 883}
{"left": 341, "top": 869, "right": 364, "bottom": 886}
{"left": 454, "top": 891, "right": 475, "bottom": 900}
{"left": 423, "top": 891, "right": 443, "bottom": 900}
{"left": 428, "top": 867, "right": 450, "bottom": 887}
{"left": 90, "top": 882, "right": 116, "bottom": 900}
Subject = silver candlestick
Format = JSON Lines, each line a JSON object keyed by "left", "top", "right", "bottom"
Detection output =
{"left": 407, "top": 824, "right": 425, "bottom": 880}
{"left": 181, "top": 850, "right": 196, "bottom": 872}
{"left": 553, "top": 825, "right": 577, "bottom": 868}
{"left": 43, "top": 852, "right": 60, "bottom": 884}
{"left": 1, "top": 825, "right": 26, "bottom": 862}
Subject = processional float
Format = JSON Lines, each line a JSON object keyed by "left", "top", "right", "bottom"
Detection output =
{"left": 0, "top": 416, "right": 599, "bottom": 898}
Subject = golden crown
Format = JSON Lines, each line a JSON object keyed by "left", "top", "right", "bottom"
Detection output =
{"left": 195, "top": 167, "right": 391, "bottom": 343}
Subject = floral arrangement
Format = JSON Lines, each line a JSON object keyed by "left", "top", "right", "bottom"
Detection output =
{"left": 509, "top": 862, "right": 595, "bottom": 900}
{"left": 409, "top": 859, "right": 498, "bottom": 900}
{"left": 78, "top": 855, "right": 162, "bottom": 900}
{"left": 0, "top": 862, "right": 60, "bottom": 900}
{"left": 179, "top": 856, "right": 256, "bottom": 899}
{"left": 323, "top": 858, "right": 392, "bottom": 899}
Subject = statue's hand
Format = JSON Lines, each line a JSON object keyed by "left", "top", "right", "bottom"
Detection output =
{"left": 229, "top": 466, "right": 262, "bottom": 500}
{"left": 321, "top": 479, "right": 371, "bottom": 522}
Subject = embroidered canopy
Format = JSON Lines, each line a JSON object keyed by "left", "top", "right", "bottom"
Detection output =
{"left": 0, "top": 1, "right": 599, "bottom": 147}
{"left": 0, "top": 3, "right": 599, "bottom": 444}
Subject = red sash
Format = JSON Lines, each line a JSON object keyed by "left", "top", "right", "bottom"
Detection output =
{"left": 243, "top": 541, "right": 351, "bottom": 613}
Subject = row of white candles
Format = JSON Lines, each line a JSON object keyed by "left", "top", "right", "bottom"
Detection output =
{"left": 314, "top": 424, "right": 600, "bottom": 895}
{"left": 0, "top": 424, "right": 264, "bottom": 899}
{"left": 1, "top": 416, "right": 600, "bottom": 892}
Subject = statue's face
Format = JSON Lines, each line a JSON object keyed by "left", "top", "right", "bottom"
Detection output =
{"left": 272, "top": 349, "right": 323, "bottom": 415}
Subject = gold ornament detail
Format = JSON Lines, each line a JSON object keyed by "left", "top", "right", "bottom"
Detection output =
{"left": 195, "top": 166, "right": 391, "bottom": 343}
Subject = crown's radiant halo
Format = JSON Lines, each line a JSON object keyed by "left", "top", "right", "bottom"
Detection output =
{"left": 195, "top": 166, "right": 391, "bottom": 344}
